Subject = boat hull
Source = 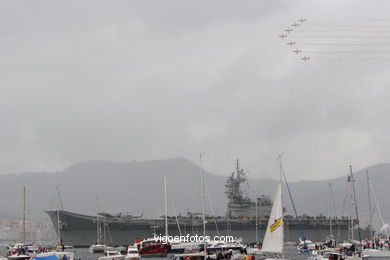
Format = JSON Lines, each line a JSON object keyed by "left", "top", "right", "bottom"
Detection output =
{"left": 363, "top": 249, "right": 390, "bottom": 260}
{"left": 46, "top": 210, "right": 370, "bottom": 247}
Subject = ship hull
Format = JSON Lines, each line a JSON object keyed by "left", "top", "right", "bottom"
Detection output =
{"left": 46, "top": 210, "right": 369, "bottom": 247}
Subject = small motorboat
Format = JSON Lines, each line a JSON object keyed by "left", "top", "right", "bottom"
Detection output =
{"left": 137, "top": 238, "right": 170, "bottom": 257}
{"left": 98, "top": 251, "right": 125, "bottom": 260}
{"left": 124, "top": 246, "right": 139, "bottom": 260}
{"left": 169, "top": 242, "right": 203, "bottom": 254}
{"left": 362, "top": 249, "right": 390, "bottom": 260}
{"left": 90, "top": 244, "right": 106, "bottom": 253}
{"left": 206, "top": 241, "right": 246, "bottom": 255}
{"left": 6, "top": 243, "right": 34, "bottom": 260}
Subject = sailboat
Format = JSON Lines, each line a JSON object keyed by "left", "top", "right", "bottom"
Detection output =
{"left": 245, "top": 157, "right": 286, "bottom": 260}
{"left": 323, "top": 181, "right": 337, "bottom": 248}
{"left": 33, "top": 187, "right": 75, "bottom": 260}
{"left": 259, "top": 170, "right": 285, "bottom": 260}
{"left": 7, "top": 187, "right": 32, "bottom": 260}
{"left": 90, "top": 196, "right": 106, "bottom": 253}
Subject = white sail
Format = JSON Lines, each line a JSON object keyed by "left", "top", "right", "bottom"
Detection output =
{"left": 261, "top": 178, "right": 283, "bottom": 254}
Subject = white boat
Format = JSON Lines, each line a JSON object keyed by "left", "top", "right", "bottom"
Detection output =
{"left": 230, "top": 250, "right": 247, "bottom": 260}
{"left": 206, "top": 240, "right": 246, "bottom": 254}
{"left": 98, "top": 251, "right": 125, "bottom": 260}
{"left": 6, "top": 243, "right": 34, "bottom": 260}
{"left": 310, "top": 250, "right": 343, "bottom": 260}
{"left": 247, "top": 247, "right": 262, "bottom": 256}
{"left": 297, "top": 238, "right": 316, "bottom": 253}
{"left": 362, "top": 249, "right": 390, "bottom": 260}
{"left": 89, "top": 244, "right": 106, "bottom": 253}
{"left": 124, "top": 246, "right": 139, "bottom": 260}
{"left": 104, "top": 246, "right": 126, "bottom": 254}
{"left": 7, "top": 254, "right": 31, "bottom": 260}
{"left": 170, "top": 242, "right": 204, "bottom": 253}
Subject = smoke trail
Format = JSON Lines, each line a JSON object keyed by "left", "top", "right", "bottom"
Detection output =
{"left": 306, "top": 51, "right": 390, "bottom": 54}
{"left": 300, "top": 43, "right": 390, "bottom": 46}
{"left": 312, "top": 58, "right": 390, "bottom": 61}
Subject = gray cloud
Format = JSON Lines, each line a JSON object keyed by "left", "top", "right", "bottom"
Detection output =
{"left": 0, "top": 0, "right": 389, "bottom": 180}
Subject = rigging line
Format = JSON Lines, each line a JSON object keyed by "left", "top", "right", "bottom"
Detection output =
{"left": 184, "top": 169, "right": 199, "bottom": 213}
{"left": 168, "top": 187, "right": 182, "bottom": 236}
{"left": 369, "top": 179, "right": 388, "bottom": 238}
{"left": 349, "top": 166, "right": 362, "bottom": 247}
{"left": 340, "top": 178, "right": 349, "bottom": 219}
{"left": 278, "top": 155, "right": 305, "bottom": 240}
{"left": 56, "top": 186, "right": 64, "bottom": 210}
{"left": 107, "top": 224, "right": 113, "bottom": 244}
{"left": 329, "top": 181, "right": 338, "bottom": 217}
{"left": 204, "top": 181, "right": 220, "bottom": 237}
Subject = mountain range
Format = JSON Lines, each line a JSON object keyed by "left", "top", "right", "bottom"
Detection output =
{"left": 0, "top": 158, "right": 389, "bottom": 229}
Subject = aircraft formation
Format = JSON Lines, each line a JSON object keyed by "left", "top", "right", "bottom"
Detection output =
{"left": 278, "top": 18, "right": 390, "bottom": 62}
{"left": 278, "top": 18, "right": 308, "bottom": 62}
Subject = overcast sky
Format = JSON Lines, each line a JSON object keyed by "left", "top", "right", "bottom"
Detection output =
{"left": 1, "top": 0, "right": 389, "bottom": 181}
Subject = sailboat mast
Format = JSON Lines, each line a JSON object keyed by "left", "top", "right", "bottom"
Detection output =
{"left": 96, "top": 196, "right": 101, "bottom": 244}
{"left": 279, "top": 160, "right": 284, "bottom": 258}
{"left": 56, "top": 186, "right": 63, "bottom": 244}
{"left": 22, "top": 186, "right": 26, "bottom": 244}
{"left": 57, "top": 209, "right": 61, "bottom": 243}
{"left": 164, "top": 176, "right": 168, "bottom": 238}
{"left": 349, "top": 165, "right": 362, "bottom": 247}
{"left": 200, "top": 153, "right": 206, "bottom": 252}
{"left": 366, "top": 170, "right": 373, "bottom": 240}
{"left": 278, "top": 154, "right": 305, "bottom": 241}
{"left": 328, "top": 182, "right": 333, "bottom": 236}
{"left": 348, "top": 177, "right": 353, "bottom": 241}
{"left": 255, "top": 196, "right": 258, "bottom": 244}
{"left": 103, "top": 216, "right": 106, "bottom": 245}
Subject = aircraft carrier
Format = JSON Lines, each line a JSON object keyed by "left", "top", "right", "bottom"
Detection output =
{"left": 46, "top": 160, "right": 366, "bottom": 247}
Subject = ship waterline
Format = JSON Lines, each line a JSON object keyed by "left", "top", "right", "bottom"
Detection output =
{"left": 46, "top": 210, "right": 365, "bottom": 247}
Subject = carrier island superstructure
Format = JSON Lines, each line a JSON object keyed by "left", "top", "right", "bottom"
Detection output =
{"left": 46, "top": 160, "right": 364, "bottom": 247}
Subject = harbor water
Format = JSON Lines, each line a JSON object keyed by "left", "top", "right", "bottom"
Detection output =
{"left": 0, "top": 244, "right": 305, "bottom": 260}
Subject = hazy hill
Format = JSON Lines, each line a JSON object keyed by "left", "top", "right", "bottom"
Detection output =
{"left": 0, "top": 158, "right": 389, "bottom": 228}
